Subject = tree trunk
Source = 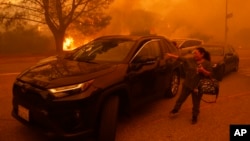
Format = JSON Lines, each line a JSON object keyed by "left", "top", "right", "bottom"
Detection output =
{"left": 53, "top": 30, "right": 65, "bottom": 54}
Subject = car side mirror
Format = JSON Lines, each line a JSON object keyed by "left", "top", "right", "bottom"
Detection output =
{"left": 130, "top": 56, "right": 157, "bottom": 70}
{"left": 132, "top": 55, "right": 157, "bottom": 64}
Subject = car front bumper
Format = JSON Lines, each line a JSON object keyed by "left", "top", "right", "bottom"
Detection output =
{"left": 11, "top": 81, "right": 99, "bottom": 139}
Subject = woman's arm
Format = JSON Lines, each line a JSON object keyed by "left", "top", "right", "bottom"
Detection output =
{"left": 165, "top": 53, "right": 188, "bottom": 62}
{"left": 197, "top": 67, "right": 211, "bottom": 76}
{"left": 165, "top": 53, "right": 179, "bottom": 59}
{"left": 197, "top": 64, "right": 212, "bottom": 77}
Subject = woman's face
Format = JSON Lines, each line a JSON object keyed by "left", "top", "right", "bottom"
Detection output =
{"left": 192, "top": 49, "right": 204, "bottom": 61}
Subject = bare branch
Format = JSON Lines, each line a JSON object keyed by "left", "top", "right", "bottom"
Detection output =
{"left": 65, "top": 0, "right": 89, "bottom": 26}
{"left": 0, "top": 0, "right": 114, "bottom": 53}
{"left": 0, "top": 2, "right": 43, "bottom": 14}
{"left": 2, "top": 16, "right": 46, "bottom": 24}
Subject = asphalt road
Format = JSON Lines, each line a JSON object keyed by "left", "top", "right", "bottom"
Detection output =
{"left": 1, "top": 48, "right": 250, "bottom": 141}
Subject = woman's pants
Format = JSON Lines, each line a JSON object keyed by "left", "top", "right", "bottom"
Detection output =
{"left": 173, "top": 85, "right": 203, "bottom": 117}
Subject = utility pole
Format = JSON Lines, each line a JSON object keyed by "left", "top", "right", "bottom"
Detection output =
{"left": 225, "top": 0, "right": 228, "bottom": 44}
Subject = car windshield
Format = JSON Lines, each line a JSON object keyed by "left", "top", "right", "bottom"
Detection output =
{"left": 204, "top": 46, "right": 224, "bottom": 56}
{"left": 66, "top": 38, "right": 135, "bottom": 63}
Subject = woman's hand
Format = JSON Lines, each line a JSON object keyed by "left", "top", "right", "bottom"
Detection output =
{"left": 196, "top": 66, "right": 204, "bottom": 73}
{"left": 197, "top": 65, "right": 211, "bottom": 76}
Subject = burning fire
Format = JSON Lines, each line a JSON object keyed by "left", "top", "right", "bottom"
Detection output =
{"left": 63, "top": 37, "right": 75, "bottom": 51}
{"left": 63, "top": 36, "right": 93, "bottom": 51}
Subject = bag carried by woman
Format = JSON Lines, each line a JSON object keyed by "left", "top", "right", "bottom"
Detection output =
{"left": 198, "top": 78, "right": 219, "bottom": 103}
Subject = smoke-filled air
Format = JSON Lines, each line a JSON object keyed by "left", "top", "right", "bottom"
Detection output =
{"left": 1, "top": 0, "right": 250, "bottom": 53}
{"left": 100, "top": 0, "right": 250, "bottom": 46}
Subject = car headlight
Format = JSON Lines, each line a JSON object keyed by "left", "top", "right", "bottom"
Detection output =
{"left": 48, "top": 80, "right": 94, "bottom": 98}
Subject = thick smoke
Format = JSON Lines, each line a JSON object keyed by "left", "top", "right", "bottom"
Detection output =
{"left": 102, "top": 0, "right": 250, "bottom": 47}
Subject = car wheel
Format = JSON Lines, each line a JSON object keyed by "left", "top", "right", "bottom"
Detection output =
{"left": 166, "top": 70, "right": 180, "bottom": 98}
{"left": 98, "top": 96, "right": 119, "bottom": 141}
{"left": 216, "top": 65, "right": 225, "bottom": 81}
{"left": 233, "top": 61, "right": 239, "bottom": 72}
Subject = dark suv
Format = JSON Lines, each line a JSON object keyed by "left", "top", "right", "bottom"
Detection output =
{"left": 12, "top": 35, "right": 181, "bottom": 141}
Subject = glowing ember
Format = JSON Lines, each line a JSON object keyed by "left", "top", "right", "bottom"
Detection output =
{"left": 63, "top": 37, "right": 74, "bottom": 51}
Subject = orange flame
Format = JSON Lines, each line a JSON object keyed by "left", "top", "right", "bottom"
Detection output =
{"left": 63, "top": 36, "right": 95, "bottom": 51}
{"left": 63, "top": 37, "right": 75, "bottom": 51}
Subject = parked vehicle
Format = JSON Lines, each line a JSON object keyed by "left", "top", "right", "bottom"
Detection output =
{"left": 182, "top": 43, "right": 239, "bottom": 81}
{"left": 171, "top": 38, "right": 203, "bottom": 77}
{"left": 171, "top": 38, "right": 203, "bottom": 55}
{"left": 202, "top": 43, "right": 239, "bottom": 81}
{"left": 12, "top": 35, "right": 181, "bottom": 141}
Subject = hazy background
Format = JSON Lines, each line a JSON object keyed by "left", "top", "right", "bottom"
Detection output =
{"left": 1, "top": 0, "right": 250, "bottom": 54}
{"left": 103, "top": 0, "right": 250, "bottom": 46}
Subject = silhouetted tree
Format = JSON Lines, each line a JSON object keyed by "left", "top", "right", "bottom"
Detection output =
{"left": 0, "top": 0, "right": 113, "bottom": 53}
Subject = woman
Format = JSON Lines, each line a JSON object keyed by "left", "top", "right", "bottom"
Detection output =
{"left": 167, "top": 47, "right": 213, "bottom": 124}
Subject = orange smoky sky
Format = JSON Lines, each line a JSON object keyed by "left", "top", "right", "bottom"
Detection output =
{"left": 9, "top": 0, "right": 250, "bottom": 46}
{"left": 102, "top": 0, "right": 250, "bottom": 45}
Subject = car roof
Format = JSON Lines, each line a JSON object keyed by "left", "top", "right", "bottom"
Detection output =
{"left": 203, "top": 43, "right": 224, "bottom": 46}
{"left": 171, "top": 38, "right": 203, "bottom": 48}
{"left": 201, "top": 43, "right": 228, "bottom": 48}
{"left": 171, "top": 38, "right": 203, "bottom": 44}
{"left": 95, "top": 34, "right": 169, "bottom": 41}
{"left": 171, "top": 38, "right": 203, "bottom": 42}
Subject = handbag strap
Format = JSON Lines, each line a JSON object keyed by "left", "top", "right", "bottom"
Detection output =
{"left": 201, "top": 92, "right": 218, "bottom": 103}
{"left": 201, "top": 97, "right": 217, "bottom": 103}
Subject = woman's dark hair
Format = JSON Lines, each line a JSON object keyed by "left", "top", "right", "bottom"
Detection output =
{"left": 195, "top": 46, "right": 211, "bottom": 61}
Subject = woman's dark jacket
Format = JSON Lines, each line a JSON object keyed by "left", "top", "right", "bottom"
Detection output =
{"left": 178, "top": 56, "right": 213, "bottom": 90}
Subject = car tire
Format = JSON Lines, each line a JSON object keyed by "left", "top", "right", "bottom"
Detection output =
{"left": 98, "top": 96, "right": 119, "bottom": 141}
{"left": 233, "top": 61, "right": 239, "bottom": 72}
{"left": 166, "top": 70, "right": 180, "bottom": 98}
{"left": 216, "top": 65, "right": 225, "bottom": 81}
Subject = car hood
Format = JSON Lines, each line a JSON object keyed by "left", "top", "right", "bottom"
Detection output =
{"left": 17, "top": 56, "right": 117, "bottom": 88}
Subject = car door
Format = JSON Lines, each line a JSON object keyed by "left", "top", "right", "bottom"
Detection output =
{"left": 127, "top": 39, "right": 163, "bottom": 107}
{"left": 224, "top": 45, "right": 236, "bottom": 72}
{"left": 151, "top": 39, "right": 178, "bottom": 98}
{"left": 156, "top": 39, "right": 180, "bottom": 91}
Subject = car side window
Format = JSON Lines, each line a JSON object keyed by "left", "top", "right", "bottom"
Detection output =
{"left": 182, "top": 40, "right": 202, "bottom": 48}
{"left": 133, "top": 40, "right": 161, "bottom": 62}
{"left": 225, "top": 46, "right": 233, "bottom": 55}
{"left": 161, "top": 40, "right": 179, "bottom": 54}
{"left": 142, "top": 40, "right": 161, "bottom": 57}
{"left": 228, "top": 45, "right": 235, "bottom": 53}
{"left": 181, "top": 41, "right": 192, "bottom": 48}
